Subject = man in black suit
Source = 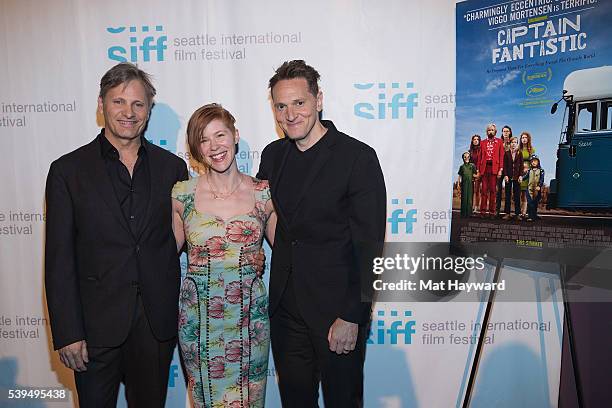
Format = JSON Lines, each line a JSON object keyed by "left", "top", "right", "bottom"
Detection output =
{"left": 257, "top": 60, "right": 386, "bottom": 407}
{"left": 45, "top": 63, "right": 188, "bottom": 407}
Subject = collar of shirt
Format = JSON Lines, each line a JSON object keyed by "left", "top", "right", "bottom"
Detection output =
{"left": 290, "top": 120, "right": 333, "bottom": 154}
{"left": 98, "top": 129, "right": 148, "bottom": 161}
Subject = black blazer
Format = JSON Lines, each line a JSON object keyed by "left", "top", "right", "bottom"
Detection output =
{"left": 257, "top": 120, "right": 386, "bottom": 334}
{"left": 45, "top": 132, "right": 188, "bottom": 349}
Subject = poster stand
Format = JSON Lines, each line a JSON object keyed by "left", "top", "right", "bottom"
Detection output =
{"left": 461, "top": 260, "right": 584, "bottom": 408}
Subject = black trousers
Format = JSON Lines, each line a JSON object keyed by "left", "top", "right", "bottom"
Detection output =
{"left": 271, "top": 273, "right": 368, "bottom": 408}
{"left": 74, "top": 293, "right": 175, "bottom": 408}
{"left": 495, "top": 176, "right": 504, "bottom": 213}
{"left": 504, "top": 179, "right": 521, "bottom": 215}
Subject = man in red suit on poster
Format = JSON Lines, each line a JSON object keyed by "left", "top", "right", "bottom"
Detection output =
{"left": 478, "top": 123, "right": 504, "bottom": 217}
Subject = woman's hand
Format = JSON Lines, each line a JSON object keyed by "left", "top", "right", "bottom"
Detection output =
{"left": 254, "top": 249, "right": 266, "bottom": 278}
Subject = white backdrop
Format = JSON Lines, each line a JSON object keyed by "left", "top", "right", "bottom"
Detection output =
{"left": 0, "top": 0, "right": 563, "bottom": 407}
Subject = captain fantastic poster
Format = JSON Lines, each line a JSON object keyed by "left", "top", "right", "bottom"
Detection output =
{"left": 452, "top": 0, "right": 612, "bottom": 250}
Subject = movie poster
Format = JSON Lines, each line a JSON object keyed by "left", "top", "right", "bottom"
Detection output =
{"left": 453, "top": 0, "right": 612, "bottom": 250}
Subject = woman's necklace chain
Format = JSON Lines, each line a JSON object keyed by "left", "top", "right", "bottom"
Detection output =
{"left": 207, "top": 174, "right": 243, "bottom": 200}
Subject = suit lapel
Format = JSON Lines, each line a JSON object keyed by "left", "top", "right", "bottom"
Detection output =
{"left": 86, "top": 140, "right": 133, "bottom": 236}
{"left": 137, "top": 140, "right": 159, "bottom": 241}
{"left": 270, "top": 141, "right": 291, "bottom": 230}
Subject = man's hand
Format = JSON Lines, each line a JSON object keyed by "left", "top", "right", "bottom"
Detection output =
{"left": 328, "top": 318, "right": 358, "bottom": 355}
{"left": 254, "top": 248, "right": 266, "bottom": 278}
{"left": 58, "top": 340, "right": 88, "bottom": 372}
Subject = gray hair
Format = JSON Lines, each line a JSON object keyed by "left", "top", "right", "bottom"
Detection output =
{"left": 99, "top": 63, "right": 156, "bottom": 107}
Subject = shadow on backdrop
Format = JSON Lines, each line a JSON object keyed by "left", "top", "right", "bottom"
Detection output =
{"left": 0, "top": 358, "right": 45, "bottom": 407}
{"left": 364, "top": 344, "right": 418, "bottom": 407}
{"left": 471, "top": 343, "right": 551, "bottom": 408}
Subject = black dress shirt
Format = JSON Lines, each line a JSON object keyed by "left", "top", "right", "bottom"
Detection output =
{"left": 98, "top": 131, "right": 151, "bottom": 239}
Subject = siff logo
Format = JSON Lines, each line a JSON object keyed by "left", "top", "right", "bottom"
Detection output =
{"left": 147, "top": 138, "right": 169, "bottom": 149}
{"left": 354, "top": 82, "right": 418, "bottom": 120}
{"left": 388, "top": 198, "right": 417, "bottom": 234}
{"left": 368, "top": 310, "right": 416, "bottom": 345}
{"left": 107, "top": 25, "right": 167, "bottom": 62}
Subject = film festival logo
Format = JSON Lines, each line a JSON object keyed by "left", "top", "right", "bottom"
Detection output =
{"left": 354, "top": 82, "right": 419, "bottom": 120}
{"left": 144, "top": 103, "right": 180, "bottom": 153}
{"left": 107, "top": 25, "right": 167, "bottom": 62}
{"left": 388, "top": 198, "right": 418, "bottom": 235}
{"left": 367, "top": 310, "right": 416, "bottom": 345}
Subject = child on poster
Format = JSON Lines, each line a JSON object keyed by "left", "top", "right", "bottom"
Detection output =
{"left": 458, "top": 151, "right": 478, "bottom": 217}
{"left": 520, "top": 155, "right": 544, "bottom": 222}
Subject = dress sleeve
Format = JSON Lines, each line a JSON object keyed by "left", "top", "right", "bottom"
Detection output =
{"left": 253, "top": 178, "right": 272, "bottom": 221}
{"left": 260, "top": 182, "right": 271, "bottom": 204}
{"left": 172, "top": 179, "right": 190, "bottom": 203}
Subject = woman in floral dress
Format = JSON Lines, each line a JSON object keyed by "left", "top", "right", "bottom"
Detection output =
{"left": 172, "top": 104, "right": 276, "bottom": 408}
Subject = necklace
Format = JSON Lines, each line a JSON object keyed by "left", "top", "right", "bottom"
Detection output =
{"left": 207, "top": 174, "right": 243, "bottom": 200}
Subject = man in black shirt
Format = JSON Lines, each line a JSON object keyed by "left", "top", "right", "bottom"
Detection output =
{"left": 45, "top": 63, "right": 188, "bottom": 407}
{"left": 257, "top": 60, "right": 386, "bottom": 407}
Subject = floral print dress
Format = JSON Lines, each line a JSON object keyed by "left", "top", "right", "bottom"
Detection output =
{"left": 172, "top": 177, "right": 270, "bottom": 408}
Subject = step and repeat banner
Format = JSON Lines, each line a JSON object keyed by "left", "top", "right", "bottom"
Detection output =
{"left": 1, "top": 1, "right": 567, "bottom": 407}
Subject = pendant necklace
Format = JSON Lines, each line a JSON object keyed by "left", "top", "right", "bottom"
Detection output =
{"left": 207, "top": 175, "right": 243, "bottom": 200}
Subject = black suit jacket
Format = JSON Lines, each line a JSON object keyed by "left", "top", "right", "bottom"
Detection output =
{"left": 257, "top": 120, "right": 386, "bottom": 334}
{"left": 45, "top": 132, "right": 188, "bottom": 350}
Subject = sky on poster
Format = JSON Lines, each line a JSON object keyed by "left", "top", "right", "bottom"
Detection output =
{"left": 455, "top": 0, "right": 612, "bottom": 183}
